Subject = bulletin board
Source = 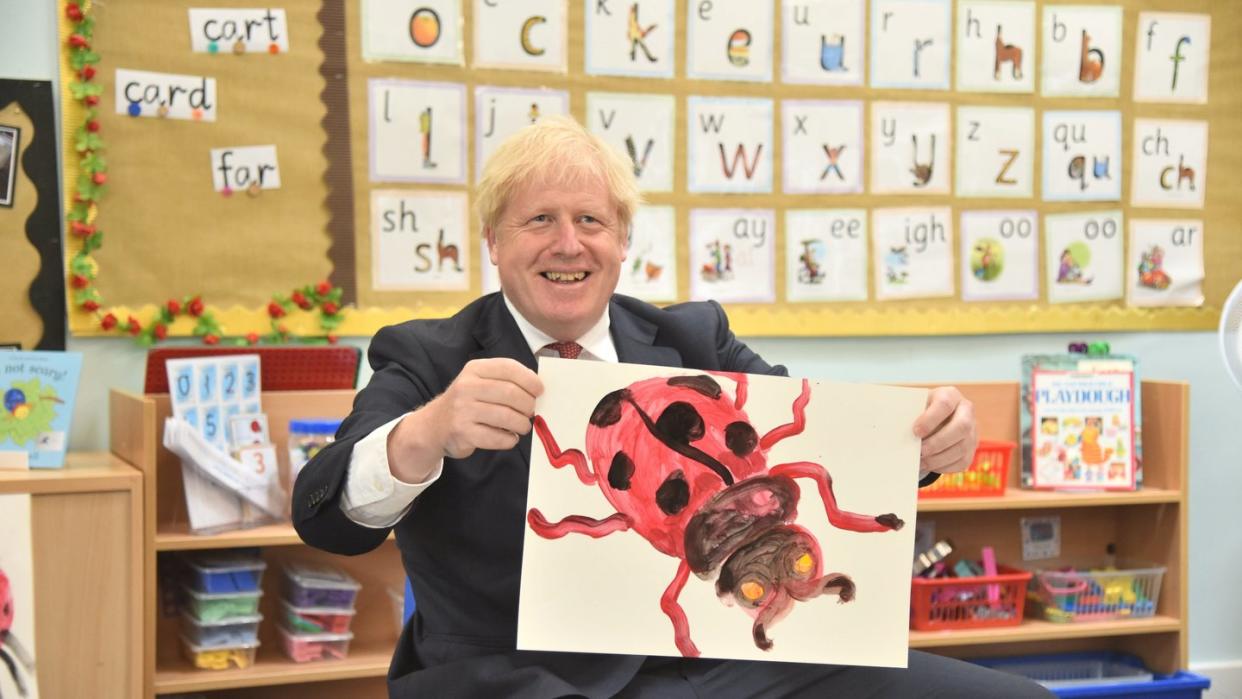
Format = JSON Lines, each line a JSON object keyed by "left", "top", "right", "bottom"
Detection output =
{"left": 60, "top": 0, "right": 1242, "bottom": 339}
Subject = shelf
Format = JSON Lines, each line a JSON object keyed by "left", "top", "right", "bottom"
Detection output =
{"left": 917, "top": 487, "right": 1181, "bottom": 512}
{"left": 909, "top": 615, "right": 1182, "bottom": 648}
{"left": 154, "top": 640, "right": 392, "bottom": 693}
{"left": 0, "top": 452, "right": 139, "bottom": 495}
{"left": 156, "top": 522, "right": 397, "bottom": 550}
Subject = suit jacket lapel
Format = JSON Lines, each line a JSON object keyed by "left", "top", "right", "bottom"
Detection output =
{"left": 468, "top": 295, "right": 537, "bottom": 371}
{"left": 609, "top": 300, "right": 683, "bottom": 368}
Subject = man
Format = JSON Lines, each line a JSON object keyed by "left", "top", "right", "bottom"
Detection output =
{"left": 293, "top": 116, "right": 1050, "bottom": 698}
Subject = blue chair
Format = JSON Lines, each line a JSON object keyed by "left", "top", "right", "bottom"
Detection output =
{"left": 404, "top": 577, "right": 416, "bottom": 623}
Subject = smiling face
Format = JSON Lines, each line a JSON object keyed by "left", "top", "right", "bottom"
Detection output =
{"left": 486, "top": 175, "right": 627, "bottom": 342}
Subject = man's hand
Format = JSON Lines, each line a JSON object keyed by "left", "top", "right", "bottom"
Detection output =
{"left": 388, "top": 358, "right": 544, "bottom": 482}
{"left": 911, "top": 386, "right": 977, "bottom": 475}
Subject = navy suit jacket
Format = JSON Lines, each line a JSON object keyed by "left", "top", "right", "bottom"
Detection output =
{"left": 293, "top": 294, "right": 786, "bottom": 698}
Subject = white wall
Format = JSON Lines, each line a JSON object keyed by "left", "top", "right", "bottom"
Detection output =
{"left": 5, "top": 0, "right": 1240, "bottom": 679}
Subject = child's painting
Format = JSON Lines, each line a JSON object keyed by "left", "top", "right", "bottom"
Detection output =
{"left": 517, "top": 359, "right": 925, "bottom": 667}
{"left": 0, "top": 493, "right": 38, "bottom": 698}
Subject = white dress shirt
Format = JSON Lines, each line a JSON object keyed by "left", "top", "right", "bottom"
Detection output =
{"left": 339, "top": 296, "right": 617, "bottom": 527}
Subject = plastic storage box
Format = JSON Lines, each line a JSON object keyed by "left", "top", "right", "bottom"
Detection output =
{"left": 182, "top": 587, "right": 263, "bottom": 623}
{"left": 180, "top": 636, "right": 260, "bottom": 671}
{"left": 280, "top": 599, "right": 357, "bottom": 634}
{"left": 918, "top": 439, "right": 1013, "bottom": 498}
{"left": 181, "top": 612, "right": 262, "bottom": 647}
{"left": 975, "top": 652, "right": 1211, "bottom": 698}
{"left": 910, "top": 565, "right": 1033, "bottom": 630}
{"left": 277, "top": 624, "right": 354, "bottom": 663}
{"left": 184, "top": 551, "right": 267, "bottom": 593}
{"left": 283, "top": 562, "right": 361, "bottom": 609}
{"left": 1028, "top": 561, "right": 1165, "bottom": 622}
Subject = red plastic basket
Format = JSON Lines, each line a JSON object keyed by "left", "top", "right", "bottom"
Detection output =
{"left": 910, "top": 565, "right": 1033, "bottom": 630}
{"left": 918, "top": 439, "right": 1014, "bottom": 498}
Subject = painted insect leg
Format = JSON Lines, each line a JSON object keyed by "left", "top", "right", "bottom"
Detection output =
{"left": 752, "top": 588, "right": 792, "bottom": 651}
{"left": 706, "top": 370, "right": 749, "bottom": 410}
{"left": 660, "top": 560, "right": 700, "bottom": 658}
{"left": 771, "top": 461, "right": 904, "bottom": 532}
{"left": 532, "top": 415, "right": 597, "bottom": 485}
{"left": 759, "top": 379, "right": 811, "bottom": 450}
{"left": 819, "top": 573, "right": 856, "bottom": 602}
{"left": 526, "top": 510, "right": 632, "bottom": 539}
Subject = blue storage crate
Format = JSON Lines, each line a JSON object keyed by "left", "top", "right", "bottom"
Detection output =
{"left": 975, "top": 652, "right": 1210, "bottom": 698}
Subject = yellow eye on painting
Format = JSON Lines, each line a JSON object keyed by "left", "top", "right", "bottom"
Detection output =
{"left": 794, "top": 552, "right": 815, "bottom": 575}
{"left": 740, "top": 581, "right": 765, "bottom": 601}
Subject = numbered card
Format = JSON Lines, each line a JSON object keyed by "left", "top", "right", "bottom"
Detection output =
{"left": 1127, "top": 219, "right": 1204, "bottom": 308}
{"left": 166, "top": 355, "right": 262, "bottom": 449}
{"left": 1042, "top": 110, "right": 1122, "bottom": 202}
{"left": 368, "top": 79, "right": 466, "bottom": 184}
{"left": 584, "top": 0, "right": 675, "bottom": 78}
{"left": 473, "top": 0, "right": 567, "bottom": 72}
{"left": 785, "top": 209, "right": 869, "bottom": 302}
{"left": 361, "top": 0, "right": 464, "bottom": 64}
{"left": 1044, "top": 210, "right": 1124, "bottom": 304}
{"left": 616, "top": 206, "right": 678, "bottom": 302}
{"left": 955, "top": 1, "right": 1035, "bottom": 93}
{"left": 1041, "top": 5, "right": 1122, "bottom": 97}
{"left": 1131, "top": 119, "right": 1208, "bottom": 209}
{"left": 209, "top": 145, "right": 280, "bottom": 193}
{"left": 371, "top": 190, "right": 470, "bottom": 291}
{"left": 115, "top": 68, "right": 217, "bottom": 122}
{"left": 871, "top": 102, "right": 950, "bottom": 194}
{"left": 475, "top": 86, "right": 569, "bottom": 180}
{"left": 687, "top": 97, "right": 773, "bottom": 193}
{"left": 782, "top": 100, "right": 863, "bottom": 194}
{"left": 228, "top": 413, "right": 270, "bottom": 451}
{"left": 781, "top": 0, "right": 865, "bottom": 86}
{"left": 872, "top": 208, "right": 954, "bottom": 300}
{"left": 955, "top": 106, "right": 1034, "bottom": 198}
{"left": 1134, "top": 13, "right": 1210, "bottom": 104}
{"left": 959, "top": 210, "right": 1039, "bottom": 302}
{"left": 686, "top": 0, "right": 774, "bottom": 82}
{"left": 587, "top": 92, "right": 675, "bottom": 193}
{"left": 187, "top": 8, "right": 289, "bottom": 54}
{"left": 870, "top": 0, "right": 951, "bottom": 89}
{"left": 689, "top": 209, "right": 775, "bottom": 303}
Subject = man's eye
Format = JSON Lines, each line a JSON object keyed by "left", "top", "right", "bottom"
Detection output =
{"left": 579, "top": 215, "right": 599, "bottom": 224}
{"left": 530, "top": 214, "right": 551, "bottom": 223}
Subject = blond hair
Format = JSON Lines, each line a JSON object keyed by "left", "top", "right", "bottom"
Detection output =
{"left": 474, "top": 115, "right": 641, "bottom": 232}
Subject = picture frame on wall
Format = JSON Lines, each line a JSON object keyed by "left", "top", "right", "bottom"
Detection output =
{"left": 0, "top": 124, "right": 19, "bottom": 207}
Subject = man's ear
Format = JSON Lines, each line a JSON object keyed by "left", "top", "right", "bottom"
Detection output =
{"left": 484, "top": 226, "right": 500, "bottom": 265}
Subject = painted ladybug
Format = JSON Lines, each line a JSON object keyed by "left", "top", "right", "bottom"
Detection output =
{"left": 530, "top": 371, "right": 904, "bottom": 657}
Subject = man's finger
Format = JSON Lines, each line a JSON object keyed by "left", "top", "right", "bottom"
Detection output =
{"left": 470, "top": 358, "right": 544, "bottom": 398}
{"left": 912, "top": 387, "right": 961, "bottom": 438}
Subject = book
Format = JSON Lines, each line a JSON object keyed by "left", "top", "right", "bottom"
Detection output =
{"left": 1021, "top": 352, "right": 1140, "bottom": 490}
{"left": 0, "top": 351, "right": 84, "bottom": 468}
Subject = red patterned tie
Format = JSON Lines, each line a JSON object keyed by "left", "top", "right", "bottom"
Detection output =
{"left": 545, "top": 341, "right": 583, "bottom": 359}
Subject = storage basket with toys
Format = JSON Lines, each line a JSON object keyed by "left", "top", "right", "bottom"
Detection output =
{"left": 918, "top": 439, "right": 1014, "bottom": 498}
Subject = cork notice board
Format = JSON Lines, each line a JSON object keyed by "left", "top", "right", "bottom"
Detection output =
{"left": 61, "top": 0, "right": 1242, "bottom": 339}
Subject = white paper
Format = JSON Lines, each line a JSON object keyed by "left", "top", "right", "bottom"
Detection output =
{"left": 782, "top": 100, "right": 863, "bottom": 194}
{"left": 1040, "top": 5, "right": 1122, "bottom": 97}
{"left": 869, "top": 0, "right": 951, "bottom": 89}
{"left": 870, "top": 101, "right": 950, "bottom": 194}
{"left": 368, "top": 79, "right": 466, "bottom": 184}
{"left": 209, "top": 145, "right": 280, "bottom": 193}
{"left": 1044, "top": 210, "right": 1124, "bottom": 304}
{"left": 584, "top": 0, "right": 675, "bottom": 78}
{"left": 689, "top": 209, "right": 775, "bottom": 303}
{"left": 781, "top": 0, "right": 865, "bottom": 86}
{"left": 687, "top": 97, "right": 773, "bottom": 193}
{"left": 371, "top": 189, "right": 470, "bottom": 291}
{"left": 1041, "top": 110, "right": 1122, "bottom": 202}
{"left": 616, "top": 206, "right": 678, "bottom": 303}
{"left": 872, "top": 208, "right": 954, "bottom": 300}
{"left": 955, "top": 1, "right": 1034, "bottom": 93}
{"left": 955, "top": 106, "right": 1034, "bottom": 198}
{"left": 361, "top": 0, "right": 464, "bottom": 64}
{"left": 0, "top": 494, "right": 39, "bottom": 699}
{"left": 518, "top": 359, "right": 923, "bottom": 666}
{"left": 114, "top": 68, "right": 217, "bottom": 122}
{"left": 686, "top": 0, "right": 774, "bottom": 82}
{"left": 1130, "top": 119, "right": 1208, "bottom": 209}
{"left": 1127, "top": 219, "right": 1204, "bottom": 308}
{"left": 959, "top": 210, "right": 1039, "bottom": 302}
{"left": 785, "top": 209, "right": 868, "bottom": 302}
{"left": 1133, "top": 13, "right": 1210, "bottom": 104}
{"left": 473, "top": 0, "right": 567, "bottom": 72}
{"left": 587, "top": 92, "right": 676, "bottom": 193}
{"left": 474, "top": 86, "right": 570, "bottom": 181}
{"left": 187, "top": 8, "right": 289, "bottom": 54}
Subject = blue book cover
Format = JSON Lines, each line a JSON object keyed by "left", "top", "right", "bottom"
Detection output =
{"left": 0, "top": 351, "right": 84, "bottom": 468}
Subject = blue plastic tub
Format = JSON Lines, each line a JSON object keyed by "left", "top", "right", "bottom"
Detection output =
{"left": 184, "top": 551, "right": 267, "bottom": 594}
{"left": 975, "top": 652, "right": 1210, "bottom": 698}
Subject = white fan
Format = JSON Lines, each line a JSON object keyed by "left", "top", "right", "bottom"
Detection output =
{"left": 1220, "top": 281, "right": 1242, "bottom": 391}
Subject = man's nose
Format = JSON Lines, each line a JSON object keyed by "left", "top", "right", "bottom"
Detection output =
{"left": 550, "top": 219, "right": 585, "bottom": 255}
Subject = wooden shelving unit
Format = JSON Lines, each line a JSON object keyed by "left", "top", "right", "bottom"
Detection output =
{"left": 0, "top": 453, "right": 143, "bottom": 698}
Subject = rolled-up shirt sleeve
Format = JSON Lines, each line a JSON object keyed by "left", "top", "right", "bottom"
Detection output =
{"left": 339, "top": 413, "right": 442, "bottom": 528}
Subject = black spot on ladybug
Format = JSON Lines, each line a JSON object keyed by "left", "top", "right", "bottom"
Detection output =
{"left": 725, "top": 421, "right": 758, "bottom": 456}
{"left": 667, "top": 375, "right": 722, "bottom": 399}
{"left": 656, "top": 402, "right": 704, "bottom": 444}
{"left": 608, "top": 451, "right": 635, "bottom": 491}
{"left": 656, "top": 470, "right": 691, "bottom": 515}
{"left": 590, "top": 389, "right": 631, "bottom": 427}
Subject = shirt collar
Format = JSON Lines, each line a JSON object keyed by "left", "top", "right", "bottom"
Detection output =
{"left": 501, "top": 293, "right": 618, "bottom": 363}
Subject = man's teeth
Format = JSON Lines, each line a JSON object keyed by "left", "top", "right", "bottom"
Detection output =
{"left": 543, "top": 272, "right": 587, "bottom": 282}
